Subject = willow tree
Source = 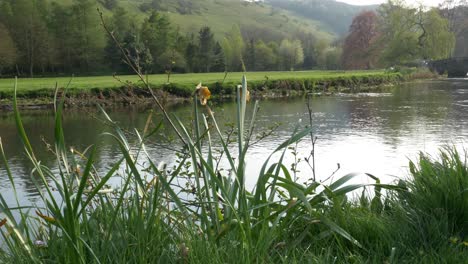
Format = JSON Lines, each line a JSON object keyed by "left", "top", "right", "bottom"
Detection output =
{"left": 378, "top": 1, "right": 455, "bottom": 65}
{"left": 420, "top": 9, "right": 455, "bottom": 59}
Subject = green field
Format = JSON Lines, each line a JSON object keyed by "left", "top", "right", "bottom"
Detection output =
{"left": 0, "top": 70, "right": 392, "bottom": 92}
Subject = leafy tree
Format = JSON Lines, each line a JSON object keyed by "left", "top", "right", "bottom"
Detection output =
{"left": 5, "top": 0, "right": 50, "bottom": 77}
{"left": 185, "top": 35, "right": 198, "bottom": 72}
{"left": 377, "top": 1, "right": 455, "bottom": 65}
{"left": 297, "top": 33, "right": 318, "bottom": 69}
{"left": 160, "top": 50, "right": 187, "bottom": 74}
{"left": 325, "top": 47, "right": 342, "bottom": 70}
{"left": 123, "top": 34, "right": 153, "bottom": 73}
{"left": 420, "top": 9, "right": 455, "bottom": 59}
{"left": 313, "top": 39, "right": 329, "bottom": 69}
{"left": 104, "top": 6, "right": 138, "bottom": 72}
{"left": 48, "top": 2, "right": 75, "bottom": 73}
{"left": 0, "top": 23, "right": 17, "bottom": 76}
{"left": 70, "top": 0, "right": 106, "bottom": 72}
{"left": 439, "top": 1, "right": 468, "bottom": 56}
{"left": 342, "top": 11, "right": 380, "bottom": 70}
{"left": 254, "top": 40, "right": 276, "bottom": 71}
{"left": 140, "top": 11, "right": 173, "bottom": 72}
{"left": 211, "top": 42, "right": 225, "bottom": 72}
{"left": 279, "top": 39, "right": 304, "bottom": 71}
{"left": 245, "top": 39, "right": 256, "bottom": 71}
{"left": 0, "top": 0, "right": 13, "bottom": 26}
{"left": 198, "top": 26, "right": 215, "bottom": 72}
{"left": 221, "top": 25, "right": 245, "bottom": 71}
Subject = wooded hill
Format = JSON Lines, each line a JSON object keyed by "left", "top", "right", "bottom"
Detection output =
{"left": 114, "top": 0, "right": 374, "bottom": 39}
{"left": 0, "top": 0, "right": 373, "bottom": 77}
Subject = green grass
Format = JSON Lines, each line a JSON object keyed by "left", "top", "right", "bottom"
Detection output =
{"left": 0, "top": 70, "right": 394, "bottom": 92}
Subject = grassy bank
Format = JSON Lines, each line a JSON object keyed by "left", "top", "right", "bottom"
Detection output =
{"left": 0, "top": 76, "right": 466, "bottom": 263}
{"left": 0, "top": 70, "right": 403, "bottom": 108}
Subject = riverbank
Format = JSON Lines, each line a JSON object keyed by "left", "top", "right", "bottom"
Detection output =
{"left": 0, "top": 70, "right": 404, "bottom": 110}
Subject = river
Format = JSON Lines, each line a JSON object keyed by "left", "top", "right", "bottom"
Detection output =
{"left": 0, "top": 79, "right": 467, "bottom": 205}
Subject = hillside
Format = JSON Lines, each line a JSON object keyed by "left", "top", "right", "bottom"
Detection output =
{"left": 269, "top": 0, "right": 378, "bottom": 35}
{"left": 114, "top": 0, "right": 335, "bottom": 41}
{"left": 49, "top": 0, "right": 374, "bottom": 40}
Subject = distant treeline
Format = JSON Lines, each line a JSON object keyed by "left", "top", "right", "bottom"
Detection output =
{"left": 0, "top": 0, "right": 466, "bottom": 77}
{"left": 0, "top": 0, "right": 343, "bottom": 77}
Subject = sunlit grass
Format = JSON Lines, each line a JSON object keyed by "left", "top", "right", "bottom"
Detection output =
{"left": 0, "top": 70, "right": 391, "bottom": 92}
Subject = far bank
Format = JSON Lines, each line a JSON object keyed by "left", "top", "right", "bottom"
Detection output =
{"left": 0, "top": 70, "right": 423, "bottom": 110}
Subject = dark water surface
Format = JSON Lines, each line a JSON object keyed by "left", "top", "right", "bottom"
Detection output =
{"left": 1, "top": 79, "right": 467, "bottom": 204}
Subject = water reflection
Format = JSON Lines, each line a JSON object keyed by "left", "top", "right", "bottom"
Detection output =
{"left": 0, "top": 80, "right": 467, "bottom": 204}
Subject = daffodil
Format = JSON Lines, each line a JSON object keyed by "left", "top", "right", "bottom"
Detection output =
{"left": 36, "top": 210, "right": 56, "bottom": 224}
{"left": 237, "top": 85, "right": 251, "bottom": 102}
{"left": 0, "top": 218, "right": 6, "bottom": 227}
{"left": 196, "top": 83, "right": 211, "bottom": 105}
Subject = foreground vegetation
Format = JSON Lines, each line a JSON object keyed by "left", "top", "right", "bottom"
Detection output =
{"left": 0, "top": 76, "right": 466, "bottom": 263}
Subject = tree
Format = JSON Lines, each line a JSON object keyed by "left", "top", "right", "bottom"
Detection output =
{"left": 140, "top": 11, "right": 173, "bottom": 72}
{"left": 420, "top": 9, "right": 455, "bottom": 60}
{"left": 5, "top": 0, "right": 49, "bottom": 77}
{"left": 254, "top": 40, "right": 276, "bottom": 71}
{"left": 104, "top": 6, "right": 137, "bottom": 72}
{"left": 123, "top": 34, "right": 153, "bottom": 73}
{"left": 185, "top": 34, "right": 198, "bottom": 72}
{"left": 313, "top": 39, "right": 329, "bottom": 69}
{"left": 342, "top": 11, "right": 380, "bottom": 70}
{"left": 297, "top": 33, "right": 318, "bottom": 69}
{"left": 211, "top": 42, "right": 225, "bottom": 72}
{"left": 0, "top": 23, "right": 17, "bottom": 76}
{"left": 325, "top": 47, "right": 342, "bottom": 70}
{"left": 377, "top": 1, "right": 455, "bottom": 65}
{"left": 48, "top": 2, "right": 75, "bottom": 73}
{"left": 439, "top": 1, "right": 468, "bottom": 57}
{"left": 221, "top": 25, "right": 245, "bottom": 71}
{"left": 279, "top": 39, "right": 304, "bottom": 71}
{"left": 70, "top": 0, "right": 106, "bottom": 72}
{"left": 244, "top": 39, "right": 256, "bottom": 71}
{"left": 198, "top": 26, "right": 215, "bottom": 72}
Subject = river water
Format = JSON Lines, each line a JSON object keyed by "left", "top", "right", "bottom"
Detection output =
{"left": 0, "top": 79, "right": 467, "bottom": 205}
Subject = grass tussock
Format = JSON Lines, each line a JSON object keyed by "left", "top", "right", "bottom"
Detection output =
{"left": 0, "top": 76, "right": 466, "bottom": 263}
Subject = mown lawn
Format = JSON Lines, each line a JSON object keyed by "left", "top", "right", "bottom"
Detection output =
{"left": 0, "top": 70, "right": 389, "bottom": 92}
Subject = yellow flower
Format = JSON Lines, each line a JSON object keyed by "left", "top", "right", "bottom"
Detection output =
{"left": 36, "top": 210, "right": 56, "bottom": 224}
{"left": 237, "top": 85, "right": 251, "bottom": 102}
{"left": 196, "top": 83, "right": 211, "bottom": 105}
{"left": 0, "top": 218, "right": 6, "bottom": 228}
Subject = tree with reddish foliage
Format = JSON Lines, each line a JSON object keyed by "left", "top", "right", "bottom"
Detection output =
{"left": 342, "top": 11, "right": 380, "bottom": 70}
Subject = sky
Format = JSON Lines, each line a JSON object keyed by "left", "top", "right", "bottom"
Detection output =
{"left": 335, "top": 0, "right": 445, "bottom": 6}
